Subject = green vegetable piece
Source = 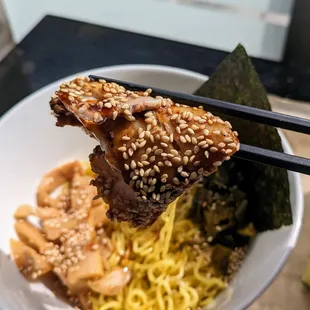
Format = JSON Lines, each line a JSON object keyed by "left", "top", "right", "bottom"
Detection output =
{"left": 194, "top": 44, "right": 292, "bottom": 231}
{"left": 238, "top": 223, "right": 256, "bottom": 237}
{"left": 212, "top": 244, "right": 232, "bottom": 275}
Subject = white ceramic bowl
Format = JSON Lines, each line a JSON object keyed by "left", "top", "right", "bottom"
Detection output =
{"left": 0, "top": 65, "right": 303, "bottom": 310}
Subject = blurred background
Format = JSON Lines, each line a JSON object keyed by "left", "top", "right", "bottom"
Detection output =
{"left": 0, "top": 0, "right": 309, "bottom": 309}
{"left": 0, "top": 0, "right": 297, "bottom": 61}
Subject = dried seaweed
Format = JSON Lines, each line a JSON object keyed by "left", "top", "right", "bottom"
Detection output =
{"left": 194, "top": 44, "right": 292, "bottom": 231}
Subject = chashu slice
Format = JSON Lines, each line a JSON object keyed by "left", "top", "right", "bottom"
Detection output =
{"left": 50, "top": 77, "right": 239, "bottom": 226}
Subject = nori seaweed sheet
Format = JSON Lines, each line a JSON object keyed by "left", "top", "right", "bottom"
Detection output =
{"left": 194, "top": 44, "right": 292, "bottom": 231}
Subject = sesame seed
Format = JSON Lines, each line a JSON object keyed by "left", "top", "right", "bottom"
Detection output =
{"left": 203, "top": 129, "right": 209, "bottom": 136}
{"left": 139, "top": 141, "right": 147, "bottom": 148}
{"left": 213, "top": 130, "right": 221, "bottom": 135}
{"left": 112, "top": 111, "right": 118, "bottom": 120}
{"left": 181, "top": 171, "right": 189, "bottom": 178}
{"left": 123, "top": 152, "right": 129, "bottom": 160}
{"left": 162, "top": 136, "right": 170, "bottom": 143}
{"left": 140, "top": 169, "right": 145, "bottom": 177}
{"left": 104, "top": 102, "right": 112, "bottom": 108}
{"left": 210, "top": 147, "right": 218, "bottom": 153}
{"left": 192, "top": 124, "right": 200, "bottom": 130}
{"left": 176, "top": 127, "right": 181, "bottom": 134}
{"left": 193, "top": 161, "right": 200, "bottom": 167}
{"left": 198, "top": 168, "right": 204, "bottom": 174}
{"left": 158, "top": 161, "right": 164, "bottom": 167}
{"left": 225, "top": 121, "right": 232, "bottom": 129}
{"left": 128, "top": 148, "right": 134, "bottom": 157}
{"left": 184, "top": 135, "right": 191, "bottom": 143}
{"left": 180, "top": 136, "right": 186, "bottom": 143}
{"left": 226, "top": 149, "right": 233, "bottom": 154}
{"left": 224, "top": 156, "right": 231, "bottom": 161}
{"left": 142, "top": 161, "right": 150, "bottom": 166}
{"left": 150, "top": 135, "right": 155, "bottom": 143}
{"left": 208, "top": 120, "right": 213, "bottom": 125}
{"left": 224, "top": 137, "right": 233, "bottom": 143}
{"left": 162, "top": 174, "right": 168, "bottom": 179}
{"left": 173, "top": 177, "right": 180, "bottom": 185}
{"left": 194, "top": 146, "right": 200, "bottom": 154}
{"left": 205, "top": 139, "right": 214, "bottom": 145}
{"left": 189, "top": 155, "right": 195, "bottom": 162}
{"left": 171, "top": 114, "right": 178, "bottom": 120}
{"left": 118, "top": 146, "right": 127, "bottom": 152}
{"left": 172, "top": 157, "right": 182, "bottom": 164}
{"left": 179, "top": 124, "right": 188, "bottom": 130}
{"left": 199, "top": 119, "right": 206, "bottom": 124}
{"left": 187, "top": 128, "right": 195, "bottom": 135}
{"left": 207, "top": 236, "right": 213, "bottom": 243}
{"left": 190, "top": 172, "right": 197, "bottom": 180}
{"left": 184, "top": 150, "right": 192, "bottom": 156}
{"left": 177, "top": 166, "right": 183, "bottom": 173}
{"left": 154, "top": 165, "right": 160, "bottom": 173}
{"left": 124, "top": 109, "right": 131, "bottom": 116}
{"left": 165, "top": 160, "right": 172, "bottom": 167}
{"left": 191, "top": 137, "right": 197, "bottom": 145}
{"left": 155, "top": 149, "right": 163, "bottom": 155}
{"left": 198, "top": 141, "right": 207, "bottom": 147}
{"left": 213, "top": 161, "right": 222, "bottom": 167}
{"left": 161, "top": 142, "right": 168, "bottom": 148}
{"left": 183, "top": 156, "right": 189, "bottom": 165}
{"left": 122, "top": 135, "right": 130, "bottom": 141}
{"left": 218, "top": 142, "right": 225, "bottom": 148}
{"left": 204, "top": 151, "right": 209, "bottom": 158}
{"left": 160, "top": 186, "right": 166, "bottom": 192}
{"left": 141, "top": 154, "right": 148, "bottom": 161}
{"left": 124, "top": 164, "right": 129, "bottom": 170}
{"left": 228, "top": 143, "right": 237, "bottom": 148}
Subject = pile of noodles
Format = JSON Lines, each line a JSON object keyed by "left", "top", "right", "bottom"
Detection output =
{"left": 91, "top": 194, "right": 226, "bottom": 310}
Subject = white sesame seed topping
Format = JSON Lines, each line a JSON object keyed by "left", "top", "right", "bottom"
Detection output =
{"left": 210, "top": 147, "right": 218, "bottom": 153}
{"left": 204, "top": 151, "right": 209, "bottom": 158}
{"left": 183, "top": 156, "right": 189, "bottom": 165}
{"left": 124, "top": 164, "right": 129, "bottom": 170}
{"left": 104, "top": 102, "right": 112, "bottom": 108}
{"left": 228, "top": 143, "right": 237, "bottom": 148}
{"left": 193, "top": 160, "right": 200, "bottom": 167}
{"left": 130, "top": 160, "right": 137, "bottom": 169}
{"left": 213, "top": 161, "right": 222, "bottom": 167}
{"left": 180, "top": 136, "right": 186, "bottom": 143}
{"left": 181, "top": 171, "right": 189, "bottom": 178}
{"left": 118, "top": 146, "right": 127, "bottom": 152}
{"left": 112, "top": 111, "right": 118, "bottom": 120}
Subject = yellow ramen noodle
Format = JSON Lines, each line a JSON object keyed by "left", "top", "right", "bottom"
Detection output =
{"left": 92, "top": 197, "right": 226, "bottom": 310}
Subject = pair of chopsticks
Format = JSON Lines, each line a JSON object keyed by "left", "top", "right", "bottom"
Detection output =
{"left": 89, "top": 75, "right": 310, "bottom": 175}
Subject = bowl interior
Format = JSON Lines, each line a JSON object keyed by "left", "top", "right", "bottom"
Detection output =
{"left": 0, "top": 65, "right": 303, "bottom": 310}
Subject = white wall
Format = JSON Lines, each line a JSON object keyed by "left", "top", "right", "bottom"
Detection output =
{"left": 3, "top": 0, "right": 293, "bottom": 61}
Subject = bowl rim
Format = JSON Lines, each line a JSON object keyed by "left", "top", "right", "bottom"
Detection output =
{"left": 0, "top": 64, "right": 304, "bottom": 310}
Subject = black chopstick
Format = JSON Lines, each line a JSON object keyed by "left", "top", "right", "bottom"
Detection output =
{"left": 89, "top": 75, "right": 310, "bottom": 135}
{"left": 236, "top": 144, "right": 310, "bottom": 175}
{"left": 89, "top": 75, "right": 310, "bottom": 175}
